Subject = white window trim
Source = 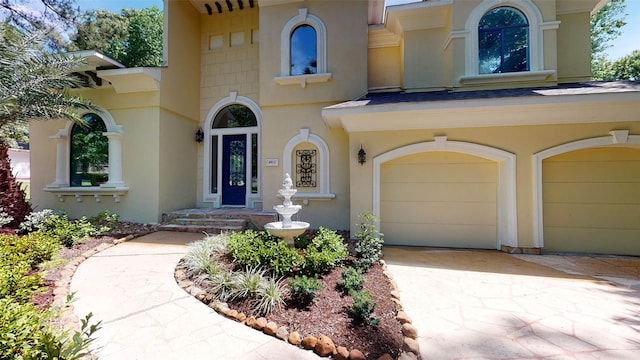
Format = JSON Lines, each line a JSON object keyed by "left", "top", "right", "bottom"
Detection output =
{"left": 458, "top": 0, "right": 560, "bottom": 82}
{"left": 282, "top": 128, "right": 335, "bottom": 204}
{"left": 373, "top": 136, "right": 518, "bottom": 250}
{"left": 531, "top": 130, "right": 640, "bottom": 248}
{"left": 276, "top": 8, "right": 332, "bottom": 88}
{"left": 203, "top": 91, "right": 262, "bottom": 208}
{"left": 45, "top": 109, "right": 128, "bottom": 203}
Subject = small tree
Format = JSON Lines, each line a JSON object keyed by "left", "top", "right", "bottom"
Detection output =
{"left": 0, "top": 23, "right": 97, "bottom": 227}
{"left": 353, "top": 211, "right": 384, "bottom": 270}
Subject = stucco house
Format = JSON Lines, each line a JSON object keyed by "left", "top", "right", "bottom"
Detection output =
{"left": 30, "top": 0, "right": 640, "bottom": 255}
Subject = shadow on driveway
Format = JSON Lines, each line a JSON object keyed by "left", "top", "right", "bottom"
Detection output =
{"left": 383, "top": 246, "right": 640, "bottom": 360}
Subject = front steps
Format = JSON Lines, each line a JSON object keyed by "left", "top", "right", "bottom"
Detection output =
{"left": 160, "top": 208, "right": 277, "bottom": 234}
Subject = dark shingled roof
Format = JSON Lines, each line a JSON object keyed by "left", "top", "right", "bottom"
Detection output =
{"left": 349, "top": 81, "right": 640, "bottom": 107}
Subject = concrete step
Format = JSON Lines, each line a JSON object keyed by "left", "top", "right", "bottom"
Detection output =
{"left": 168, "top": 217, "right": 247, "bottom": 227}
{"left": 158, "top": 224, "right": 245, "bottom": 234}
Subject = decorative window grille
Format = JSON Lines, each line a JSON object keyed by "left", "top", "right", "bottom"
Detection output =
{"left": 296, "top": 149, "right": 317, "bottom": 187}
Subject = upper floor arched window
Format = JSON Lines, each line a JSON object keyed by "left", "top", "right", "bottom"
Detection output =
{"left": 290, "top": 24, "right": 317, "bottom": 75}
{"left": 478, "top": 7, "right": 529, "bottom": 74}
{"left": 280, "top": 8, "right": 327, "bottom": 77}
{"left": 70, "top": 113, "right": 109, "bottom": 187}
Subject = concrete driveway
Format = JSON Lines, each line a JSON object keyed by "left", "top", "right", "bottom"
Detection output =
{"left": 383, "top": 247, "right": 640, "bottom": 360}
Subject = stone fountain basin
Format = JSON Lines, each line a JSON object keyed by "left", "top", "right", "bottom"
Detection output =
{"left": 264, "top": 221, "right": 310, "bottom": 246}
{"left": 273, "top": 204, "right": 301, "bottom": 215}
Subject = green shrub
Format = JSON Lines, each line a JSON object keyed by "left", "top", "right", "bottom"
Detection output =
{"left": 227, "top": 230, "right": 303, "bottom": 277}
{"left": 253, "top": 277, "right": 287, "bottom": 316}
{"left": 288, "top": 275, "right": 322, "bottom": 307}
{"left": 293, "top": 233, "right": 313, "bottom": 249}
{"left": 0, "top": 233, "right": 59, "bottom": 270}
{"left": 348, "top": 290, "right": 379, "bottom": 326}
{"left": 353, "top": 211, "right": 384, "bottom": 270}
{"left": 39, "top": 213, "right": 106, "bottom": 247}
{"left": 0, "top": 298, "right": 43, "bottom": 359}
{"left": 0, "top": 299, "right": 101, "bottom": 360}
{"left": 18, "top": 209, "right": 55, "bottom": 234}
{"left": 338, "top": 267, "right": 364, "bottom": 295}
{"left": 0, "top": 261, "right": 42, "bottom": 303}
{"left": 88, "top": 210, "right": 120, "bottom": 230}
{"left": 302, "top": 227, "right": 348, "bottom": 275}
{"left": 35, "top": 313, "right": 101, "bottom": 360}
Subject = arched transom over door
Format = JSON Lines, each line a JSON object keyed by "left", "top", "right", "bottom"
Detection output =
{"left": 380, "top": 151, "right": 498, "bottom": 249}
{"left": 205, "top": 102, "right": 260, "bottom": 207}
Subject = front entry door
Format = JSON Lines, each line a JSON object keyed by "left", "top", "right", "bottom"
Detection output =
{"left": 222, "top": 134, "right": 246, "bottom": 206}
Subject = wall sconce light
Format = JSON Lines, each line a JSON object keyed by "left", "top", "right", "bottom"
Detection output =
{"left": 358, "top": 145, "right": 366, "bottom": 165}
{"left": 195, "top": 128, "right": 204, "bottom": 143}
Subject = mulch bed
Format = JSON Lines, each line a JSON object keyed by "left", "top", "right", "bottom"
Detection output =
{"left": 184, "top": 237, "right": 404, "bottom": 359}
{"left": 26, "top": 223, "right": 404, "bottom": 359}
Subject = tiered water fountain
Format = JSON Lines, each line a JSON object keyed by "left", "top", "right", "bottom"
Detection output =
{"left": 264, "top": 173, "right": 310, "bottom": 246}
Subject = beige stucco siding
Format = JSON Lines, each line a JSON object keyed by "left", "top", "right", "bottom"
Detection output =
{"left": 381, "top": 152, "right": 497, "bottom": 248}
{"left": 259, "top": 1, "right": 368, "bottom": 106}
{"left": 158, "top": 109, "right": 199, "bottom": 215}
{"left": 261, "top": 104, "right": 350, "bottom": 230}
{"left": 543, "top": 147, "right": 640, "bottom": 255}
{"left": 556, "top": 12, "right": 591, "bottom": 83}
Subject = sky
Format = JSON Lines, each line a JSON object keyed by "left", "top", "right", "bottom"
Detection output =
{"left": 78, "top": 0, "right": 638, "bottom": 60}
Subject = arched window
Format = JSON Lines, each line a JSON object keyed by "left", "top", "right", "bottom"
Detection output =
{"left": 478, "top": 7, "right": 529, "bottom": 74}
{"left": 279, "top": 8, "right": 328, "bottom": 77}
{"left": 70, "top": 113, "right": 109, "bottom": 187}
{"left": 282, "top": 128, "right": 335, "bottom": 203}
{"left": 213, "top": 104, "right": 258, "bottom": 128}
{"left": 290, "top": 25, "right": 317, "bottom": 75}
{"left": 46, "top": 108, "right": 127, "bottom": 203}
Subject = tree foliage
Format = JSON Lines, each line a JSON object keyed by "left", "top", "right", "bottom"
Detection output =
{"left": 71, "top": 6, "right": 163, "bottom": 67}
{"left": 592, "top": 50, "right": 640, "bottom": 80}
{"left": 0, "top": 23, "right": 96, "bottom": 226}
{"left": 590, "top": 0, "right": 627, "bottom": 57}
{"left": 0, "top": 0, "right": 79, "bottom": 51}
{"left": 0, "top": 23, "right": 94, "bottom": 146}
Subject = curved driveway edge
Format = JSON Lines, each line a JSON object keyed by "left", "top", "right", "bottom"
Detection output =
{"left": 383, "top": 247, "right": 640, "bottom": 360}
{"left": 70, "top": 231, "right": 320, "bottom": 360}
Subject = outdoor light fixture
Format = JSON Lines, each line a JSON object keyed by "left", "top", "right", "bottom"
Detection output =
{"left": 358, "top": 145, "right": 366, "bottom": 165}
{"left": 195, "top": 128, "right": 204, "bottom": 143}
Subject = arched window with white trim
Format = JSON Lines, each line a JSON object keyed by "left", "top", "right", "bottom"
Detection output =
{"left": 458, "top": 0, "right": 559, "bottom": 83}
{"left": 478, "top": 6, "right": 529, "bottom": 74}
{"left": 45, "top": 108, "right": 127, "bottom": 202}
{"left": 275, "top": 8, "right": 332, "bottom": 87}
{"left": 283, "top": 128, "right": 335, "bottom": 202}
{"left": 70, "top": 113, "right": 109, "bottom": 187}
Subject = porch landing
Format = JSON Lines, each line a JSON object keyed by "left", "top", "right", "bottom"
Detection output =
{"left": 160, "top": 208, "right": 277, "bottom": 234}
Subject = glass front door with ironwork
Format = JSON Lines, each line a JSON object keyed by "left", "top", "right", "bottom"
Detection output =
{"left": 222, "top": 134, "right": 246, "bottom": 205}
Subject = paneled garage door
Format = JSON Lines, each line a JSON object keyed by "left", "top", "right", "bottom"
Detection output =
{"left": 543, "top": 147, "right": 640, "bottom": 255}
{"left": 380, "top": 151, "right": 497, "bottom": 248}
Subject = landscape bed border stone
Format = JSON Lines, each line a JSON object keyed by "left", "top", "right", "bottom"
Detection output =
{"left": 175, "top": 258, "right": 422, "bottom": 360}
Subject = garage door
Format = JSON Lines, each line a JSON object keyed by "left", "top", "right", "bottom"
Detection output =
{"left": 380, "top": 151, "right": 497, "bottom": 248}
{"left": 543, "top": 147, "right": 640, "bottom": 255}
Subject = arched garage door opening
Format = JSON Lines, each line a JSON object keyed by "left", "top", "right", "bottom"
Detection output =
{"left": 533, "top": 130, "right": 640, "bottom": 255}
{"left": 373, "top": 137, "right": 517, "bottom": 250}
{"left": 542, "top": 147, "right": 640, "bottom": 255}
